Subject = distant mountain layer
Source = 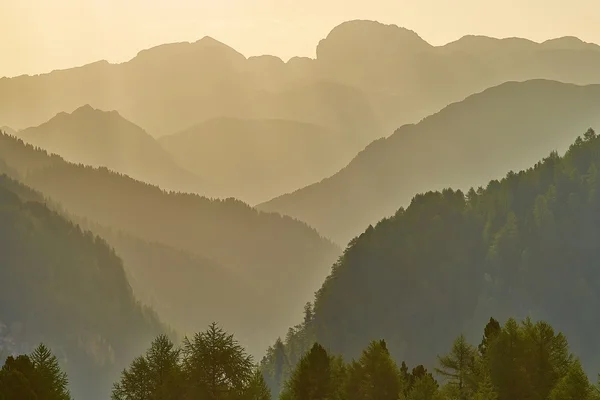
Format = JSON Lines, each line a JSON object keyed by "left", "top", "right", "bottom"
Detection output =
{"left": 0, "top": 133, "right": 341, "bottom": 355}
{"left": 159, "top": 117, "right": 358, "bottom": 204}
{"left": 0, "top": 174, "right": 165, "bottom": 400}
{"left": 259, "top": 80, "right": 600, "bottom": 244}
{"left": 2, "top": 19, "right": 600, "bottom": 142}
{"left": 16, "top": 105, "right": 205, "bottom": 195}
{"left": 276, "top": 126, "right": 600, "bottom": 378}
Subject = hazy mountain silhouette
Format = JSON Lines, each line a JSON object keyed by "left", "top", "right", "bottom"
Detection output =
{"left": 16, "top": 105, "right": 205, "bottom": 194}
{"left": 159, "top": 117, "right": 357, "bottom": 204}
{"left": 0, "top": 132, "right": 341, "bottom": 355}
{"left": 0, "top": 174, "right": 165, "bottom": 400}
{"left": 259, "top": 80, "right": 600, "bottom": 244}
{"left": 68, "top": 219, "right": 271, "bottom": 352}
{"left": 315, "top": 20, "right": 600, "bottom": 133}
{"left": 3, "top": 19, "right": 600, "bottom": 142}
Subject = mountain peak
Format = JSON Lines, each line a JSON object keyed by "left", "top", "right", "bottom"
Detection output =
{"left": 72, "top": 104, "right": 96, "bottom": 114}
{"left": 316, "top": 19, "right": 432, "bottom": 62}
{"left": 542, "top": 36, "right": 600, "bottom": 51}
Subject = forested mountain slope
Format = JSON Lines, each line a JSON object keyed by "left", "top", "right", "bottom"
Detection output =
{"left": 263, "top": 127, "right": 600, "bottom": 391}
{"left": 0, "top": 174, "right": 165, "bottom": 400}
{"left": 0, "top": 132, "right": 341, "bottom": 355}
{"left": 16, "top": 104, "right": 205, "bottom": 195}
{"left": 259, "top": 80, "right": 600, "bottom": 244}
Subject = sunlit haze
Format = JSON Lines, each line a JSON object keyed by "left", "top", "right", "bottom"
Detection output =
{"left": 1, "top": 0, "right": 599, "bottom": 77}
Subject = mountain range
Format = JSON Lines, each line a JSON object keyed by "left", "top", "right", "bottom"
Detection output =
{"left": 159, "top": 117, "right": 356, "bottom": 203}
{"left": 259, "top": 80, "right": 600, "bottom": 244}
{"left": 0, "top": 132, "right": 340, "bottom": 356}
{"left": 15, "top": 105, "right": 205, "bottom": 194}
{"left": 4, "top": 17, "right": 600, "bottom": 399}
{"left": 3, "top": 19, "right": 600, "bottom": 140}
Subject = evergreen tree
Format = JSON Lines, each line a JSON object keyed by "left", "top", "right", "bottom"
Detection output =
{"left": 112, "top": 356, "right": 151, "bottom": 400}
{"left": 182, "top": 322, "right": 253, "bottom": 400}
{"left": 478, "top": 318, "right": 501, "bottom": 356}
{"left": 282, "top": 343, "right": 331, "bottom": 400}
{"left": 0, "top": 355, "right": 38, "bottom": 400}
{"left": 345, "top": 340, "right": 401, "bottom": 400}
{"left": 474, "top": 368, "right": 498, "bottom": 400}
{"left": 244, "top": 369, "right": 271, "bottom": 400}
{"left": 30, "top": 343, "right": 71, "bottom": 400}
{"left": 487, "top": 318, "right": 530, "bottom": 400}
{"left": 112, "top": 334, "right": 182, "bottom": 400}
{"left": 435, "top": 334, "right": 477, "bottom": 399}
{"left": 549, "top": 359, "right": 592, "bottom": 400}
{"left": 406, "top": 373, "right": 439, "bottom": 400}
{"left": 521, "top": 318, "right": 571, "bottom": 399}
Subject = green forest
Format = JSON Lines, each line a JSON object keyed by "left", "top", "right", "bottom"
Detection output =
{"left": 260, "top": 127, "right": 600, "bottom": 395}
{"left": 3, "top": 317, "right": 599, "bottom": 400}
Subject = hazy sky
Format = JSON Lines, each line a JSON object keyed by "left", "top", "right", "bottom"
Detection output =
{"left": 1, "top": 0, "right": 599, "bottom": 78}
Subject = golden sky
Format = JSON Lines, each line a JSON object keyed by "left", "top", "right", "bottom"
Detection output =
{"left": 1, "top": 0, "right": 599, "bottom": 78}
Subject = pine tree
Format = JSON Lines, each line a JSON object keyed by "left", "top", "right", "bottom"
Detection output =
{"left": 549, "top": 359, "right": 592, "bottom": 400}
{"left": 283, "top": 343, "right": 331, "bottom": 400}
{"left": 0, "top": 355, "right": 38, "bottom": 400}
{"left": 345, "top": 340, "right": 401, "bottom": 400}
{"left": 478, "top": 318, "right": 501, "bottom": 356}
{"left": 435, "top": 334, "right": 477, "bottom": 399}
{"left": 244, "top": 369, "right": 271, "bottom": 400}
{"left": 474, "top": 368, "right": 498, "bottom": 400}
{"left": 182, "top": 322, "right": 254, "bottom": 400}
{"left": 30, "top": 343, "right": 71, "bottom": 400}
{"left": 112, "top": 334, "right": 181, "bottom": 400}
{"left": 521, "top": 318, "right": 571, "bottom": 399}
{"left": 407, "top": 373, "right": 439, "bottom": 400}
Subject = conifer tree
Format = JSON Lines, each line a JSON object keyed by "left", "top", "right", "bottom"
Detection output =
{"left": 112, "top": 334, "right": 181, "bottom": 400}
{"left": 282, "top": 343, "right": 332, "bottom": 400}
{"left": 435, "top": 334, "right": 477, "bottom": 399}
{"left": 182, "top": 322, "right": 254, "bottom": 400}
{"left": 549, "top": 359, "right": 592, "bottom": 400}
{"left": 345, "top": 340, "right": 401, "bottom": 400}
{"left": 30, "top": 343, "right": 71, "bottom": 400}
{"left": 244, "top": 368, "right": 271, "bottom": 400}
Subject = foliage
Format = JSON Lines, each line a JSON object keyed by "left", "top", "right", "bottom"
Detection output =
{"left": 112, "top": 323, "right": 265, "bottom": 400}
{"left": 0, "top": 345, "right": 71, "bottom": 400}
{"left": 266, "top": 127, "right": 600, "bottom": 380}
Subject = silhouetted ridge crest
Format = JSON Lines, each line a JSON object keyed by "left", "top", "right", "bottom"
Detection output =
{"left": 317, "top": 19, "right": 432, "bottom": 61}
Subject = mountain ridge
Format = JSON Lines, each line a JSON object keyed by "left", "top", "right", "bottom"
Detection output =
{"left": 16, "top": 104, "right": 207, "bottom": 195}
{"left": 258, "top": 79, "right": 600, "bottom": 244}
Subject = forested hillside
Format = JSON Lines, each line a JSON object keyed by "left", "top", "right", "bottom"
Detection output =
{"left": 260, "top": 80, "right": 600, "bottom": 244}
{"left": 261, "top": 128, "right": 600, "bottom": 395}
{"left": 0, "top": 132, "right": 341, "bottom": 355}
{"left": 0, "top": 174, "right": 165, "bottom": 400}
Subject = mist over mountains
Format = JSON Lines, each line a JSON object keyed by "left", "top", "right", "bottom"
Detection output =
{"left": 3, "top": 16, "right": 600, "bottom": 400}
{"left": 259, "top": 79, "right": 600, "bottom": 243}
{"left": 3, "top": 19, "right": 600, "bottom": 138}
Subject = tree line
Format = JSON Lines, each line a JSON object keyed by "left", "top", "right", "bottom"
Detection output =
{"left": 3, "top": 316, "right": 598, "bottom": 399}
